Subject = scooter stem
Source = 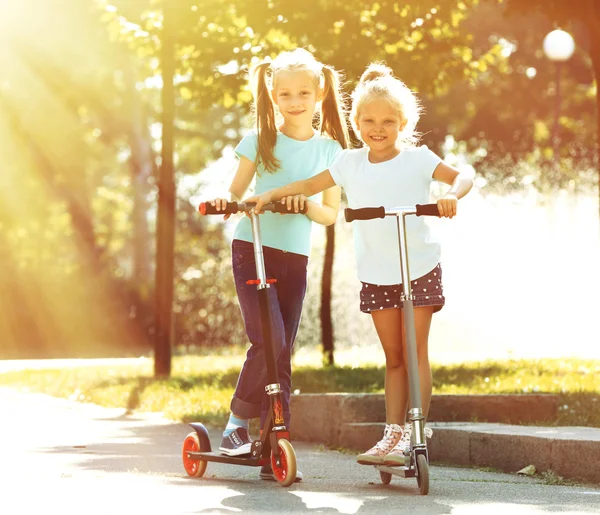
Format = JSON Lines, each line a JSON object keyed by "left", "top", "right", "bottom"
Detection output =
{"left": 249, "top": 210, "right": 285, "bottom": 432}
{"left": 395, "top": 214, "right": 424, "bottom": 443}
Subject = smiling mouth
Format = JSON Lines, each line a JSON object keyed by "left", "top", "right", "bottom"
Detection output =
{"left": 370, "top": 136, "right": 386, "bottom": 141}
{"left": 288, "top": 110, "right": 305, "bottom": 115}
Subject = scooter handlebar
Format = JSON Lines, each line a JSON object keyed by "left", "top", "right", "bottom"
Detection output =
{"left": 199, "top": 201, "right": 308, "bottom": 215}
{"left": 199, "top": 201, "right": 240, "bottom": 215}
{"left": 416, "top": 204, "right": 440, "bottom": 217}
{"left": 269, "top": 202, "right": 309, "bottom": 215}
{"left": 344, "top": 206, "right": 385, "bottom": 222}
{"left": 345, "top": 204, "right": 440, "bottom": 222}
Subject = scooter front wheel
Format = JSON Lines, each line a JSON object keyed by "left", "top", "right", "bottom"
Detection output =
{"left": 182, "top": 431, "right": 207, "bottom": 478}
{"left": 271, "top": 438, "right": 297, "bottom": 487}
{"left": 416, "top": 453, "right": 429, "bottom": 495}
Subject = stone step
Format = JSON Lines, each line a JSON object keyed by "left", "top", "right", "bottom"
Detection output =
{"left": 332, "top": 421, "right": 600, "bottom": 485}
{"left": 290, "top": 392, "right": 558, "bottom": 438}
{"left": 290, "top": 393, "right": 600, "bottom": 484}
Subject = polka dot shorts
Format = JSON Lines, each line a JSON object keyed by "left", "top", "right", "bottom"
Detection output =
{"left": 360, "top": 264, "right": 445, "bottom": 314}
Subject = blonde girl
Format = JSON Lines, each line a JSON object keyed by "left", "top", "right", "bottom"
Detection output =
{"left": 207, "top": 48, "right": 349, "bottom": 481}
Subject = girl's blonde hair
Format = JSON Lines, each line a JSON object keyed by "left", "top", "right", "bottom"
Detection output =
{"left": 251, "top": 48, "right": 349, "bottom": 172}
{"left": 351, "top": 62, "right": 422, "bottom": 148}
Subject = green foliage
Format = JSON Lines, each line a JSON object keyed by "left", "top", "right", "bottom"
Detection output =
{"left": 103, "top": 1, "right": 502, "bottom": 118}
{"left": 2, "top": 0, "right": 597, "bottom": 359}
{"left": 241, "top": 0, "right": 496, "bottom": 95}
{"left": 172, "top": 205, "right": 247, "bottom": 348}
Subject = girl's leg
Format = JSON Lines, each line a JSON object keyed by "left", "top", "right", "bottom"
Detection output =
{"left": 370, "top": 308, "right": 409, "bottom": 425}
{"left": 355, "top": 308, "right": 405, "bottom": 464}
{"left": 382, "top": 306, "right": 435, "bottom": 465}
{"left": 262, "top": 249, "right": 308, "bottom": 428}
{"left": 403, "top": 306, "right": 434, "bottom": 418}
{"left": 371, "top": 305, "right": 434, "bottom": 423}
{"left": 229, "top": 241, "right": 287, "bottom": 423}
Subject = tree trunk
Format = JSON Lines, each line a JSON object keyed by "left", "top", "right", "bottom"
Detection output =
{"left": 320, "top": 225, "right": 335, "bottom": 366}
{"left": 154, "top": 3, "right": 176, "bottom": 378}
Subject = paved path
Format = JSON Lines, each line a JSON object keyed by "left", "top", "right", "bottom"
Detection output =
{"left": 2, "top": 388, "right": 600, "bottom": 514}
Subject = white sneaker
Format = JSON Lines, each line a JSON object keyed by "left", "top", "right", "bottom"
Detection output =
{"left": 356, "top": 423, "right": 403, "bottom": 465}
{"left": 383, "top": 422, "right": 432, "bottom": 465}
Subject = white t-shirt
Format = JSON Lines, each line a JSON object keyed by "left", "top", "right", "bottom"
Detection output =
{"left": 329, "top": 146, "right": 443, "bottom": 285}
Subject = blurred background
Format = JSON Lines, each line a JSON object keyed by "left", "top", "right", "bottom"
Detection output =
{"left": 0, "top": 0, "right": 598, "bottom": 370}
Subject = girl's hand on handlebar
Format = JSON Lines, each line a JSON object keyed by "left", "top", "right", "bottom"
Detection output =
{"left": 437, "top": 194, "right": 458, "bottom": 218}
{"left": 208, "top": 198, "right": 232, "bottom": 220}
{"left": 281, "top": 194, "right": 307, "bottom": 214}
{"left": 244, "top": 192, "right": 273, "bottom": 214}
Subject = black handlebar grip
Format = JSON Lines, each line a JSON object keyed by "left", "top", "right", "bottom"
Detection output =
{"left": 344, "top": 206, "right": 386, "bottom": 222}
{"left": 198, "top": 202, "right": 239, "bottom": 215}
{"left": 268, "top": 202, "right": 309, "bottom": 215}
{"left": 416, "top": 204, "right": 440, "bottom": 217}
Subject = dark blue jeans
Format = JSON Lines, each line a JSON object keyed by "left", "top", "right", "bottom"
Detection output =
{"left": 230, "top": 239, "right": 308, "bottom": 429}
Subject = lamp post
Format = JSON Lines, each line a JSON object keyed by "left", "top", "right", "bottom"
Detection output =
{"left": 543, "top": 29, "right": 575, "bottom": 163}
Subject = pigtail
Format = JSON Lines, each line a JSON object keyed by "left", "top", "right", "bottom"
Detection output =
{"left": 252, "top": 62, "right": 280, "bottom": 173}
{"left": 320, "top": 66, "right": 350, "bottom": 150}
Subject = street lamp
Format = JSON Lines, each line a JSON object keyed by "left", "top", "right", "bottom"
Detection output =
{"left": 543, "top": 29, "right": 575, "bottom": 161}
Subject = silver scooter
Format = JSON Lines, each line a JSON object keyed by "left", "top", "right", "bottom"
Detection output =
{"left": 345, "top": 203, "right": 440, "bottom": 495}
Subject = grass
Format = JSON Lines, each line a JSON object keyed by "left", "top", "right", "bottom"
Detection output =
{"left": 0, "top": 347, "right": 599, "bottom": 428}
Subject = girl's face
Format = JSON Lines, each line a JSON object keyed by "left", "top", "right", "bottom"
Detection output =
{"left": 271, "top": 70, "right": 322, "bottom": 128}
{"left": 355, "top": 97, "right": 406, "bottom": 154}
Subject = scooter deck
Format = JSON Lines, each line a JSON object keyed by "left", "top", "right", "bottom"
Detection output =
{"left": 358, "top": 461, "right": 416, "bottom": 477}
{"left": 187, "top": 450, "right": 262, "bottom": 467}
{"left": 375, "top": 464, "right": 416, "bottom": 478}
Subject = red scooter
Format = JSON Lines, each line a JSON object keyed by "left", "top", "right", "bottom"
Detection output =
{"left": 181, "top": 201, "right": 306, "bottom": 487}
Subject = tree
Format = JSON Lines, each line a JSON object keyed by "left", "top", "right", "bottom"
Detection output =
{"left": 237, "top": 0, "right": 503, "bottom": 362}
{"left": 105, "top": 0, "right": 503, "bottom": 363}
{"left": 0, "top": 0, "right": 155, "bottom": 357}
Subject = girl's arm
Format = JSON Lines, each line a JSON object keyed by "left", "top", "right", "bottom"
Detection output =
{"left": 432, "top": 162, "right": 474, "bottom": 218}
{"left": 245, "top": 169, "right": 336, "bottom": 214}
{"left": 229, "top": 155, "right": 256, "bottom": 201}
{"left": 281, "top": 184, "right": 341, "bottom": 226}
{"left": 209, "top": 155, "right": 256, "bottom": 219}
{"left": 310, "top": 184, "right": 341, "bottom": 226}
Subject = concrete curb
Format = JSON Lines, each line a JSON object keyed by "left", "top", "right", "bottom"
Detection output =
{"left": 291, "top": 392, "right": 558, "bottom": 435}
{"left": 290, "top": 393, "right": 600, "bottom": 485}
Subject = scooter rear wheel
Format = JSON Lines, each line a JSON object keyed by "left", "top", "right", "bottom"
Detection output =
{"left": 182, "top": 431, "right": 207, "bottom": 478}
{"left": 271, "top": 438, "right": 297, "bottom": 487}
{"left": 380, "top": 471, "right": 392, "bottom": 485}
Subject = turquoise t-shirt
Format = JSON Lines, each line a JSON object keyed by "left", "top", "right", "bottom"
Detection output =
{"left": 233, "top": 130, "right": 342, "bottom": 256}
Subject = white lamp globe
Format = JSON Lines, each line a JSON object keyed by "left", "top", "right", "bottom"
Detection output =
{"left": 543, "top": 29, "right": 575, "bottom": 62}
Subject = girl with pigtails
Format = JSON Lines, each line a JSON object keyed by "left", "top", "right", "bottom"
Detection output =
{"left": 206, "top": 48, "right": 349, "bottom": 481}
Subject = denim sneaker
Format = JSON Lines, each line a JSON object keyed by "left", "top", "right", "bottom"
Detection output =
{"left": 219, "top": 427, "right": 252, "bottom": 456}
{"left": 260, "top": 464, "right": 303, "bottom": 482}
